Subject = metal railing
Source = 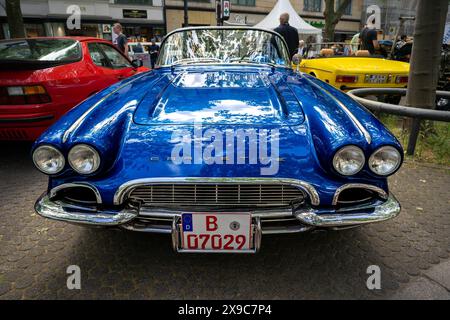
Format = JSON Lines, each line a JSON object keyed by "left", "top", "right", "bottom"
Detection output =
{"left": 347, "top": 88, "right": 450, "bottom": 155}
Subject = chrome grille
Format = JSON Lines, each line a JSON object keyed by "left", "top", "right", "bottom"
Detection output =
{"left": 128, "top": 183, "right": 306, "bottom": 207}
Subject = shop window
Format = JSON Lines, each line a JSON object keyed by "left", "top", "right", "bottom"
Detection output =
{"left": 336, "top": 0, "right": 352, "bottom": 15}
{"left": 114, "top": 0, "right": 153, "bottom": 4}
{"left": 231, "top": 0, "right": 255, "bottom": 6}
{"left": 24, "top": 24, "right": 45, "bottom": 37}
{"left": 304, "top": 0, "right": 322, "bottom": 12}
{"left": 66, "top": 24, "right": 100, "bottom": 37}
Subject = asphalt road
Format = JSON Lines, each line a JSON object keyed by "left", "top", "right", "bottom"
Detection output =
{"left": 0, "top": 142, "right": 449, "bottom": 299}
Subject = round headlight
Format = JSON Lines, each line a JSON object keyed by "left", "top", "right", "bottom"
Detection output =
{"left": 333, "top": 146, "right": 365, "bottom": 176}
{"left": 68, "top": 144, "right": 100, "bottom": 174}
{"left": 369, "top": 146, "right": 401, "bottom": 176}
{"left": 32, "top": 145, "right": 65, "bottom": 175}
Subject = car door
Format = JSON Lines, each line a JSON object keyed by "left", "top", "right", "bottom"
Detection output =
{"left": 96, "top": 42, "right": 137, "bottom": 81}
{"left": 86, "top": 41, "right": 120, "bottom": 89}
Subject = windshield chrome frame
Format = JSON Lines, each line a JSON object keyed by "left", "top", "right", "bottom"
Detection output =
{"left": 156, "top": 26, "right": 292, "bottom": 68}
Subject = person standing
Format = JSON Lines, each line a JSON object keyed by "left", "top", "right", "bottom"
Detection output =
{"left": 350, "top": 32, "right": 360, "bottom": 54}
{"left": 148, "top": 40, "right": 160, "bottom": 69}
{"left": 360, "top": 25, "right": 380, "bottom": 55}
{"left": 297, "top": 40, "right": 306, "bottom": 57}
{"left": 274, "top": 13, "right": 299, "bottom": 59}
{"left": 113, "top": 23, "right": 129, "bottom": 57}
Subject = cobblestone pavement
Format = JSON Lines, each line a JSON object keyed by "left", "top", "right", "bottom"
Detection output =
{"left": 0, "top": 142, "right": 449, "bottom": 300}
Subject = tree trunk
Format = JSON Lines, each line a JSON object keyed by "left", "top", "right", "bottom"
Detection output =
{"left": 5, "top": 0, "right": 25, "bottom": 38}
{"left": 406, "top": 0, "right": 448, "bottom": 109}
{"left": 324, "top": 0, "right": 352, "bottom": 42}
{"left": 405, "top": 0, "right": 448, "bottom": 155}
{"left": 324, "top": 21, "right": 338, "bottom": 42}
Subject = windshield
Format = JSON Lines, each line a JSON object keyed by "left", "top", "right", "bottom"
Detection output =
{"left": 0, "top": 39, "right": 81, "bottom": 62}
{"left": 157, "top": 28, "right": 290, "bottom": 67}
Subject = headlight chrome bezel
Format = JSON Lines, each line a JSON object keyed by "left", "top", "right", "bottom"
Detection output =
{"left": 332, "top": 145, "right": 366, "bottom": 176}
{"left": 32, "top": 145, "right": 65, "bottom": 175}
{"left": 368, "top": 146, "right": 402, "bottom": 176}
{"left": 68, "top": 144, "right": 101, "bottom": 175}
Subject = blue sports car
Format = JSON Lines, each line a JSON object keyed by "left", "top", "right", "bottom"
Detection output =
{"left": 33, "top": 27, "right": 403, "bottom": 253}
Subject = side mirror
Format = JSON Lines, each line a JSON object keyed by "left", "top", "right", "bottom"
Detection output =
{"left": 292, "top": 54, "right": 303, "bottom": 66}
{"left": 131, "top": 59, "right": 143, "bottom": 68}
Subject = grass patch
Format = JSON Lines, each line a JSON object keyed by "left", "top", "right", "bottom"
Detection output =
{"left": 379, "top": 113, "right": 450, "bottom": 166}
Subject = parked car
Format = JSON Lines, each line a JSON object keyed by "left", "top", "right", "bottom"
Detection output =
{"left": 0, "top": 37, "right": 148, "bottom": 140}
{"left": 295, "top": 45, "right": 410, "bottom": 104}
{"left": 33, "top": 27, "right": 403, "bottom": 253}
{"left": 127, "top": 41, "right": 161, "bottom": 56}
{"left": 127, "top": 41, "right": 162, "bottom": 68}
{"left": 437, "top": 44, "right": 450, "bottom": 111}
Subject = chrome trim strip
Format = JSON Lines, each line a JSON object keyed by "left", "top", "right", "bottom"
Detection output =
{"left": 120, "top": 224, "right": 172, "bottom": 234}
{"left": 35, "top": 193, "right": 137, "bottom": 226}
{"left": 62, "top": 72, "right": 148, "bottom": 143}
{"left": 295, "top": 193, "right": 400, "bottom": 227}
{"left": 304, "top": 77, "right": 372, "bottom": 144}
{"left": 138, "top": 207, "right": 294, "bottom": 219}
{"left": 49, "top": 183, "right": 102, "bottom": 204}
{"left": 332, "top": 183, "right": 388, "bottom": 206}
{"left": 113, "top": 177, "right": 320, "bottom": 206}
{"left": 262, "top": 225, "right": 313, "bottom": 234}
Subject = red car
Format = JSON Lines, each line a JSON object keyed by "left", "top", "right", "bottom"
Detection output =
{"left": 0, "top": 37, "right": 149, "bottom": 140}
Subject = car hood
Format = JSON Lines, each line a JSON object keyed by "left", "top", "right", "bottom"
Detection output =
{"left": 301, "top": 57, "right": 410, "bottom": 74}
{"left": 37, "top": 66, "right": 400, "bottom": 205}
{"left": 133, "top": 68, "right": 304, "bottom": 126}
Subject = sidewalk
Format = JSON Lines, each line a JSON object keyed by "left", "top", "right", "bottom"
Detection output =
{"left": 390, "top": 259, "right": 450, "bottom": 299}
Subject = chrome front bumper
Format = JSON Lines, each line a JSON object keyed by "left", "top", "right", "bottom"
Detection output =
{"left": 35, "top": 192, "right": 401, "bottom": 232}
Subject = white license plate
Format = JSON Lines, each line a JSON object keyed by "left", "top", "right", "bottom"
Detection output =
{"left": 180, "top": 212, "right": 253, "bottom": 252}
{"left": 365, "top": 74, "right": 388, "bottom": 84}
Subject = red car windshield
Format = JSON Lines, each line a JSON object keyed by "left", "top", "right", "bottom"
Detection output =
{"left": 0, "top": 39, "right": 81, "bottom": 62}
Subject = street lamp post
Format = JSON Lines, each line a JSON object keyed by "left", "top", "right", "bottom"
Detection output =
{"left": 183, "top": 0, "right": 188, "bottom": 27}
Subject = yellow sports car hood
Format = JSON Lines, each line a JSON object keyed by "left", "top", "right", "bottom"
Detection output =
{"left": 301, "top": 57, "right": 410, "bottom": 74}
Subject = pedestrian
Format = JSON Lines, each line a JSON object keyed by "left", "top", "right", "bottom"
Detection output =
{"left": 350, "top": 31, "right": 360, "bottom": 54}
{"left": 148, "top": 39, "right": 160, "bottom": 69}
{"left": 133, "top": 38, "right": 144, "bottom": 53}
{"left": 396, "top": 34, "right": 408, "bottom": 50}
{"left": 274, "top": 13, "right": 299, "bottom": 59}
{"left": 113, "top": 23, "right": 129, "bottom": 56}
{"left": 297, "top": 40, "right": 306, "bottom": 57}
{"left": 359, "top": 25, "right": 380, "bottom": 55}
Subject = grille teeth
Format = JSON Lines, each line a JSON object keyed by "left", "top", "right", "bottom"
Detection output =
{"left": 128, "top": 183, "right": 306, "bottom": 207}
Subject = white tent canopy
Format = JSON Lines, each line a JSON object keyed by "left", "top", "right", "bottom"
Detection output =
{"left": 254, "top": 0, "right": 322, "bottom": 37}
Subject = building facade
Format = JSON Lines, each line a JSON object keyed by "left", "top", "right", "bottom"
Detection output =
{"left": 0, "top": 0, "right": 366, "bottom": 41}
{"left": 362, "top": 0, "right": 418, "bottom": 38}
{"left": 165, "top": 0, "right": 364, "bottom": 40}
{"left": 0, "top": 0, "right": 165, "bottom": 41}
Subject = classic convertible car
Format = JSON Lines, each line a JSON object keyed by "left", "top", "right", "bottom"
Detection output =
{"left": 33, "top": 27, "right": 403, "bottom": 253}
{"left": 295, "top": 46, "right": 410, "bottom": 104}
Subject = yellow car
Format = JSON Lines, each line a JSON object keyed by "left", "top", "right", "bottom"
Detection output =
{"left": 294, "top": 51, "right": 410, "bottom": 103}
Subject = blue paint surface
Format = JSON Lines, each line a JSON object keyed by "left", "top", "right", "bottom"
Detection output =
{"left": 33, "top": 63, "right": 403, "bottom": 207}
